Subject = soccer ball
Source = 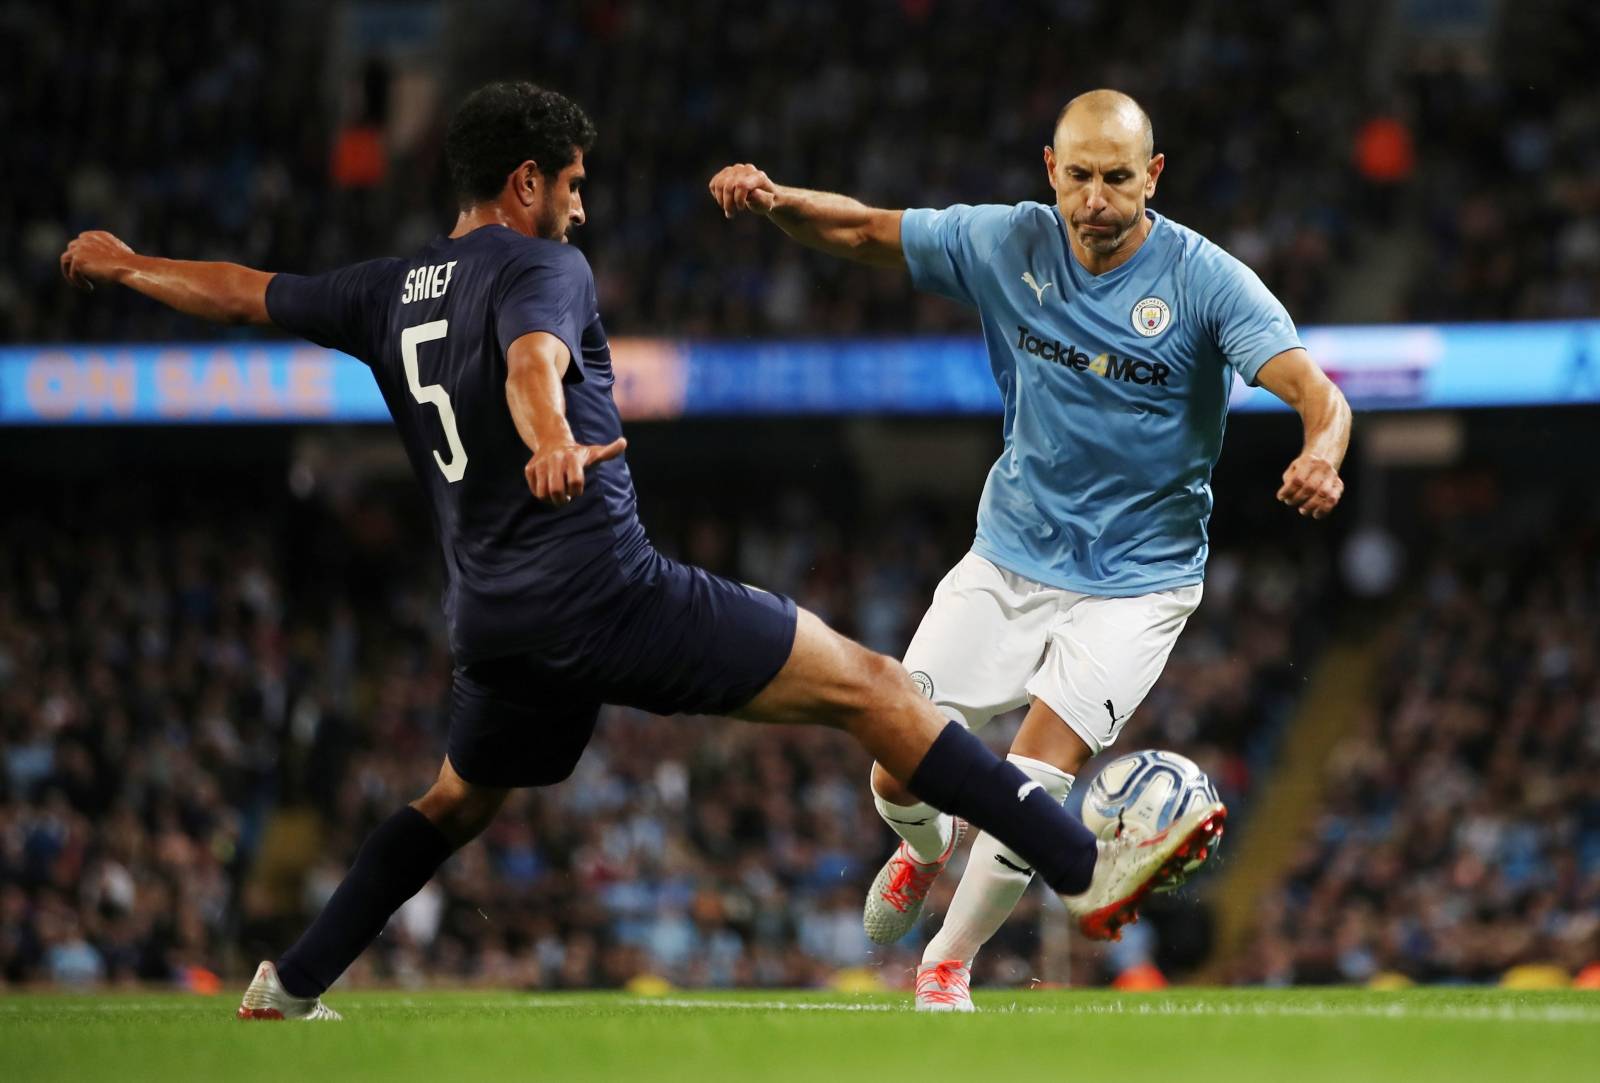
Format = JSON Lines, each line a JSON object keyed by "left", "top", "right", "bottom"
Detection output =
{"left": 1080, "top": 750, "right": 1221, "bottom": 888}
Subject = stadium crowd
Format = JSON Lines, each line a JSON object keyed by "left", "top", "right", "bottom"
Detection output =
{"left": 1236, "top": 526, "right": 1600, "bottom": 985}
{"left": 5, "top": 1, "right": 1597, "bottom": 344}
{"left": 6, "top": 0, "right": 1597, "bottom": 997}
{"left": 0, "top": 475, "right": 1315, "bottom": 988}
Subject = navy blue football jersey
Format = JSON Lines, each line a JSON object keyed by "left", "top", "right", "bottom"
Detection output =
{"left": 266, "top": 226, "right": 651, "bottom": 662}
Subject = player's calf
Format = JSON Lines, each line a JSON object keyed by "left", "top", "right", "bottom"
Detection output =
{"left": 871, "top": 760, "right": 954, "bottom": 865}
{"left": 269, "top": 758, "right": 500, "bottom": 1002}
{"left": 412, "top": 758, "right": 510, "bottom": 846}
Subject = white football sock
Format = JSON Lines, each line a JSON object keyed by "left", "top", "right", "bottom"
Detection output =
{"left": 922, "top": 754, "right": 1074, "bottom": 966}
{"left": 873, "top": 788, "right": 953, "bottom": 864}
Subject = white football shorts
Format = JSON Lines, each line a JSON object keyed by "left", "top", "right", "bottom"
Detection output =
{"left": 901, "top": 551, "right": 1201, "bottom": 754}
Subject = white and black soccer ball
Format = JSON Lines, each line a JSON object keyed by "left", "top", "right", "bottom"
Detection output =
{"left": 1081, "top": 750, "right": 1221, "bottom": 887}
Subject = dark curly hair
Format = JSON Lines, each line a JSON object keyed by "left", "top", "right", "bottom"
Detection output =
{"left": 444, "top": 82, "right": 597, "bottom": 206}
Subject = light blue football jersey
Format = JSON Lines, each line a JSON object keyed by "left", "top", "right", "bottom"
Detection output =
{"left": 901, "top": 203, "right": 1301, "bottom": 595}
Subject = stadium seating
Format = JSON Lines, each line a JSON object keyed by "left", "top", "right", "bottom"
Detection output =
{"left": 1235, "top": 531, "right": 1600, "bottom": 985}
{"left": 6, "top": 2, "right": 1595, "bottom": 344}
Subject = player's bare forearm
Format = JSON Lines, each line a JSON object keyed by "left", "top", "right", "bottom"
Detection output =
{"left": 708, "top": 165, "right": 905, "bottom": 268}
{"left": 1256, "top": 347, "right": 1350, "bottom": 518}
{"left": 124, "top": 256, "right": 273, "bottom": 325}
{"left": 766, "top": 187, "right": 906, "bottom": 268}
{"left": 1293, "top": 374, "right": 1352, "bottom": 470}
{"left": 61, "top": 230, "right": 271, "bottom": 325}
{"left": 505, "top": 333, "right": 576, "bottom": 455}
{"left": 505, "top": 331, "right": 626, "bottom": 506}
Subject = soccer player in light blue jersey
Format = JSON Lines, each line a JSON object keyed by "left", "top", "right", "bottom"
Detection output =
{"left": 711, "top": 89, "right": 1350, "bottom": 1010}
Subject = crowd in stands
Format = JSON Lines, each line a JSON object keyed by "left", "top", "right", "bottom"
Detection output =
{"left": 5, "top": 1, "right": 1596, "bottom": 344}
{"left": 0, "top": 473, "right": 1315, "bottom": 988}
{"left": 6, "top": 0, "right": 1595, "bottom": 994}
{"left": 1237, "top": 526, "right": 1600, "bottom": 985}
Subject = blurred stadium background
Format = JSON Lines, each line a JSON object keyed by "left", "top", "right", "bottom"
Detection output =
{"left": 2, "top": 0, "right": 1598, "bottom": 998}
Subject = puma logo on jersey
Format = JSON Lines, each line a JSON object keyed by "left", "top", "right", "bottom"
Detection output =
{"left": 1021, "top": 272, "right": 1053, "bottom": 305}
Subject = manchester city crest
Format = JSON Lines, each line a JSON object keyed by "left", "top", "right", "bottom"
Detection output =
{"left": 1131, "top": 296, "right": 1171, "bottom": 337}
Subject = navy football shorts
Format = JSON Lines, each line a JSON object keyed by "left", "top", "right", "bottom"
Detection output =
{"left": 446, "top": 553, "right": 797, "bottom": 788}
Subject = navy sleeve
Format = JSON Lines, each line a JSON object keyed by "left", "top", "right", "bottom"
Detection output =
{"left": 495, "top": 246, "right": 596, "bottom": 382}
{"left": 266, "top": 258, "right": 400, "bottom": 363}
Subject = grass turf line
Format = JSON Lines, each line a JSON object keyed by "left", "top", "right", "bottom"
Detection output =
{"left": 3, "top": 988, "right": 1596, "bottom": 1083}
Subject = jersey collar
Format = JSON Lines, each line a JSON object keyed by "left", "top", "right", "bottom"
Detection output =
{"left": 1054, "top": 207, "right": 1164, "bottom": 287}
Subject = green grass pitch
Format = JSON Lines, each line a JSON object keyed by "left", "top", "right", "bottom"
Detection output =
{"left": 3, "top": 988, "right": 1597, "bottom": 1083}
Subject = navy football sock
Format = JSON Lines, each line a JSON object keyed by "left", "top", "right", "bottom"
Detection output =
{"left": 277, "top": 806, "right": 456, "bottom": 998}
{"left": 907, "top": 722, "right": 1097, "bottom": 895}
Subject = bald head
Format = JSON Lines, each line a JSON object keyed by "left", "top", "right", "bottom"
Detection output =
{"left": 1055, "top": 89, "right": 1154, "bottom": 163}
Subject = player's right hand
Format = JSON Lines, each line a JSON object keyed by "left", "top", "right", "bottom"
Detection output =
{"left": 60, "top": 230, "right": 136, "bottom": 291}
{"left": 524, "top": 437, "right": 627, "bottom": 507}
{"left": 1277, "top": 452, "right": 1344, "bottom": 519}
{"left": 708, "top": 164, "right": 778, "bottom": 218}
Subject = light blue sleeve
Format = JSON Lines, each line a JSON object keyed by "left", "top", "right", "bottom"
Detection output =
{"left": 900, "top": 204, "right": 1016, "bottom": 306}
{"left": 1198, "top": 248, "right": 1303, "bottom": 386}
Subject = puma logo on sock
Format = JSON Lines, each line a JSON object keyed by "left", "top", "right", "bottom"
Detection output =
{"left": 994, "top": 852, "right": 1033, "bottom": 875}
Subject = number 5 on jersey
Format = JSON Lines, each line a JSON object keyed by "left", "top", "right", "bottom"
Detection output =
{"left": 401, "top": 320, "right": 468, "bottom": 482}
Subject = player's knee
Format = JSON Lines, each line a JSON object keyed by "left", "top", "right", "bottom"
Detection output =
{"left": 836, "top": 648, "right": 917, "bottom": 724}
{"left": 847, "top": 648, "right": 901, "bottom": 707}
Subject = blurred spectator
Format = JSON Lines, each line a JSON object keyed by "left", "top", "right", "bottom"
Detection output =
{"left": 1240, "top": 528, "right": 1600, "bottom": 985}
{"left": 1354, "top": 116, "right": 1416, "bottom": 186}
{"left": 5, "top": 2, "right": 1596, "bottom": 343}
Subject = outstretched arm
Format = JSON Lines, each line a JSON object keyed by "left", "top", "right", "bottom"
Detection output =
{"left": 61, "top": 230, "right": 273, "bottom": 325}
{"left": 1255, "top": 347, "right": 1351, "bottom": 519}
{"left": 708, "top": 164, "right": 905, "bottom": 268}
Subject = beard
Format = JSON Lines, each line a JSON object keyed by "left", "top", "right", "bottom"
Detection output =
{"left": 1073, "top": 207, "right": 1141, "bottom": 254}
{"left": 535, "top": 200, "right": 571, "bottom": 243}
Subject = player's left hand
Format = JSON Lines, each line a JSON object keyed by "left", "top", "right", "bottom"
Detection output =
{"left": 60, "top": 230, "right": 137, "bottom": 291}
{"left": 1277, "top": 453, "right": 1343, "bottom": 519}
{"left": 525, "top": 437, "right": 627, "bottom": 507}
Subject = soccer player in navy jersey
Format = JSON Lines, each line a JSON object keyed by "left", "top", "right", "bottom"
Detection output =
{"left": 61, "top": 82, "right": 1220, "bottom": 1019}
